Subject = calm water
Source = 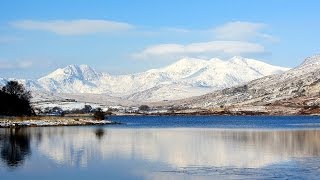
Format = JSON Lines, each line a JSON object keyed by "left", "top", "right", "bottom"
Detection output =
{"left": 1, "top": 116, "right": 320, "bottom": 179}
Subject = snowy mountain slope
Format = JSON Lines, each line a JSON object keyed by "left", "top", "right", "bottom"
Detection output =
{"left": 0, "top": 78, "right": 6, "bottom": 86}
{"left": 126, "top": 83, "right": 214, "bottom": 102}
{"left": 0, "top": 56, "right": 290, "bottom": 103}
{"left": 37, "top": 57, "right": 289, "bottom": 96}
{"left": 174, "top": 55, "right": 320, "bottom": 109}
{"left": 119, "top": 57, "right": 289, "bottom": 102}
{"left": 0, "top": 78, "right": 43, "bottom": 91}
{"left": 162, "top": 56, "right": 289, "bottom": 88}
{"left": 38, "top": 64, "right": 104, "bottom": 93}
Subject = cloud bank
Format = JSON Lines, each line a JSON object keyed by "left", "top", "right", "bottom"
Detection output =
{"left": 12, "top": 19, "right": 134, "bottom": 35}
{"left": 213, "top": 21, "right": 274, "bottom": 41}
{"left": 0, "top": 60, "right": 34, "bottom": 69}
{"left": 133, "top": 41, "right": 265, "bottom": 59}
{"left": 133, "top": 21, "right": 273, "bottom": 60}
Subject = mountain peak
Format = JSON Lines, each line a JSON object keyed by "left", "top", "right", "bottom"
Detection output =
{"left": 65, "top": 64, "right": 93, "bottom": 72}
{"left": 228, "top": 56, "right": 254, "bottom": 66}
{"left": 174, "top": 57, "right": 207, "bottom": 64}
{"left": 229, "top": 56, "right": 247, "bottom": 62}
{"left": 299, "top": 54, "right": 320, "bottom": 67}
{"left": 161, "top": 57, "right": 210, "bottom": 76}
{"left": 39, "top": 64, "right": 101, "bottom": 82}
{"left": 209, "top": 57, "right": 223, "bottom": 62}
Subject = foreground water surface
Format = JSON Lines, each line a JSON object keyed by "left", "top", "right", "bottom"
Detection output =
{"left": 1, "top": 116, "right": 320, "bottom": 179}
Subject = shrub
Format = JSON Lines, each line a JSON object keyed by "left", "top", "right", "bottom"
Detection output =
{"left": 93, "top": 108, "right": 105, "bottom": 120}
{"left": 43, "top": 106, "right": 64, "bottom": 116}
{"left": 82, "top": 105, "right": 93, "bottom": 113}
{"left": 139, "top": 105, "right": 150, "bottom": 111}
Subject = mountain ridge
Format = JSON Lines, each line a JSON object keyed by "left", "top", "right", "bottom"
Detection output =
{"left": 0, "top": 56, "right": 290, "bottom": 102}
{"left": 170, "top": 55, "right": 320, "bottom": 115}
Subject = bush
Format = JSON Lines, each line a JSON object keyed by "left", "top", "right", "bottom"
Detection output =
{"left": 82, "top": 105, "right": 93, "bottom": 113}
{"left": 42, "top": 107, "right": 64, "bottom": 116}
{"left": 0, "top": 81, "right": 34, "bottom": 116}
{"left": 139, "top": 105, "right": 150, "bottom": 111}
{"left": 62, "top": 105, "right": 94, "bottom": 115}
{"left": 93, "top": 108, "right": 105, "bottom": 120}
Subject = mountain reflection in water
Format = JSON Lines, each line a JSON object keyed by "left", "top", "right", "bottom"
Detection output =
{"left": 1, "top": 127, "right": 320, "bottom": 170}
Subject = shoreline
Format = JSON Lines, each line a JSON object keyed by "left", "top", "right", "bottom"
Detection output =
{"left": 113, "top": 110, "right": 320, "bottom": 116}
{"left": 1, "top": 111, "right": 319, "bottom": 128}
{"left": 0, "top": 116, "right": 120, "bottom": 128}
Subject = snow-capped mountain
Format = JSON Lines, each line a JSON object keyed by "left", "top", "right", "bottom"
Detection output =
{"left": 0, "top": 56, "right": 290, "bottom": 102}
{"left": 38, "top": 64, "right": 104, "bottom": 93}
{"left": 0, "top": 77, "right": 42, "bottom": 91}
{"left": 176, "top": 55, "right": 320, "bottom": 111}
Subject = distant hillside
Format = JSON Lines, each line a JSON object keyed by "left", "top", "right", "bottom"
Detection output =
{"left": 172, "top": 55, "right": 320, "bottom": 115}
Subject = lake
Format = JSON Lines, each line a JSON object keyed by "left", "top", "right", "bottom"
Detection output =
{"left": 1, "top": 116, "right": 320, "bottom": 179}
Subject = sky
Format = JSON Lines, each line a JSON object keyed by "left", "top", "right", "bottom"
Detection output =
{"left": 0, "top": 0, "right": 320, "bottom": 79}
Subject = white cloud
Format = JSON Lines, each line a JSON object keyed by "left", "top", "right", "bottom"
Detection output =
{"left": 213, "top": 21, "right": 274, "bottom": 41}
{"left": 17, "top": 61, "right": 33, "bottom": 68}
{"left": 132, "top": 21, "right": 275, "bottom": 60}
{"left": 162, "top": 27, "right": 191, "bottom": 33}
{"left": 12, "top": 19, "right": 134, "bottom": 35}
{"left": 0, "top": 60, "right": 34, "bottom": 69}
{"left": 133, "top": 41, "right": 265, "bottom": 59}
{"left": 0, "top": 62, "right": 14, "bottom": 69}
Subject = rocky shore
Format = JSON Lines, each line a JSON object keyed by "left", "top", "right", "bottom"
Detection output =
{"left": 128, "top": 104, "right": 320, "bottom": 116}
{"left": 0, "top": 116, "right": 118, "bottom": 128}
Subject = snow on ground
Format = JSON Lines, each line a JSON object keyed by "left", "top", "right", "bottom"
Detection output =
{"left": 0, "top": 118, "right": 114, "bottom": 127}
{"left": 34, "top": 101, "right": 108, "bottom": 111}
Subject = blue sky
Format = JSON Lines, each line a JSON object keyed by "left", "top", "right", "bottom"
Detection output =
{"left": 0, "top": 0, "right": 319, "bottom": 78}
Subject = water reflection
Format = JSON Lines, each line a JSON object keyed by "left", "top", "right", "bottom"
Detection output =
{"left": 5, "top": 128, "right": 320, "bottom": 167}
{"left": 95, "top": 128, "right": 105, "bottom": 140}
{"left": 1, "top": 127, "right": 320, "bottom": 178}
{"left": 0, "top": 128, "right": 31, "bottom": 168}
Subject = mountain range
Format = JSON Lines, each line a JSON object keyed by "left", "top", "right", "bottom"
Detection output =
{"left": 0, "top": 56, "right": 289, "bottom": 103}
{"left": 172, "top": 55, "right": 320, "bottom": 115}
